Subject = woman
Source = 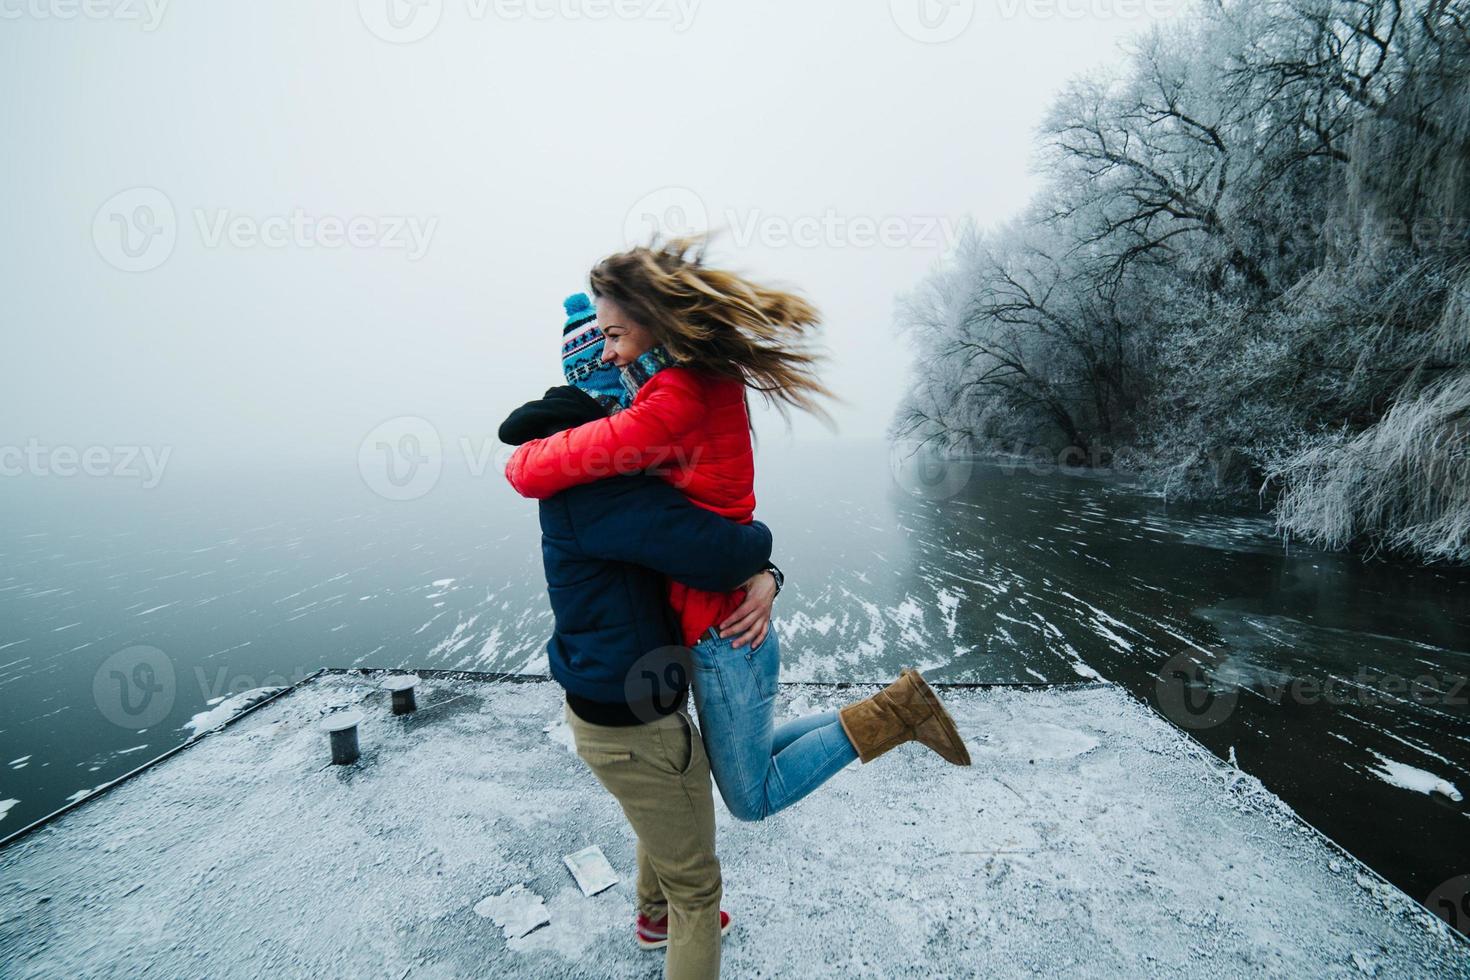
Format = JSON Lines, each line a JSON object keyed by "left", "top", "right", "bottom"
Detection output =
{"left": 506, "top": 238, "right": 971, "bottom": 822}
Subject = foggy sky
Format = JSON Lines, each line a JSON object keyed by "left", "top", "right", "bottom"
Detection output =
{"left": 2, "top": 0, "right": 1190, "bottom": 476}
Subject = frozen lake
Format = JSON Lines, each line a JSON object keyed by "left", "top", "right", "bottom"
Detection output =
{"left": 0, "top": 438, "right": 1467, "bottom": 931}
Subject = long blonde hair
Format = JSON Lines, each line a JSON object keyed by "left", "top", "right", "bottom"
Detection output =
{"left": 589, "top": 236, "right": 840, "bottom": 427}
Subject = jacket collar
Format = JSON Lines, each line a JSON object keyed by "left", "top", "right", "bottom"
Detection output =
{"left": 619, "top": 345, "right": 678, "bottom": 403}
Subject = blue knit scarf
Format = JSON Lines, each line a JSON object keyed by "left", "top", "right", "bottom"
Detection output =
{"left": 619, "top": 345, "right": 679, "bottom": 405}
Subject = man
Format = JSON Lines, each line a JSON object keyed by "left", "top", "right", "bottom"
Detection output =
{"left": 497, "top": 295, "right": 780, "bottom": 979}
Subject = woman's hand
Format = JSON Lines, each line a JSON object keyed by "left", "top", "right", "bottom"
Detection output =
{"left": 717, "top": 569, "right": 777, "bottom": 650}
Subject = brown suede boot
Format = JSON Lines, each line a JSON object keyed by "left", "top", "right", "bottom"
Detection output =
{"left": 837, "top": 669, "right": 972, "bottom": 766}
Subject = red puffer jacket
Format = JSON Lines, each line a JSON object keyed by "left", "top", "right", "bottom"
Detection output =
{"left": 505, "top": 366, "right": 757, "bottom": 646}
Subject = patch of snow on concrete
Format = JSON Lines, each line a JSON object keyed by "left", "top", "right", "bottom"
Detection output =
{"left": 475, "top": 884, "right": 550, "bottom": 939}
{"left": 984, "top": 721, "right": 1101, "bottom": 761}
{"left": 181, "top": 687, "right": 284, "bottom": 737}
{"left": 541, "top": 715, "right": 576, "bottom": 754}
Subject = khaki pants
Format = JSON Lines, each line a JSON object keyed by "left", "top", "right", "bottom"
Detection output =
{"left": 565, "top": 702, "right": 723, "bottom": 980}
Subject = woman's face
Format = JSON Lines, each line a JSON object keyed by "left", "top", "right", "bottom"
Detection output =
{"left": 595, "top": 296, "right": 657, "bottom": 367}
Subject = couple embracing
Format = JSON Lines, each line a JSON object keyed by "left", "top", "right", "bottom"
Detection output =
{"left": 499, "top": 238, "right": 971, "bottom": 980}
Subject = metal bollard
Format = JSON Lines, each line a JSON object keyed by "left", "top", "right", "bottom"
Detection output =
{"left": 383, "top": 675, "right": 418, "bottom": 715}
{"left": 322, "top": 709, "right": 363, "bottom": 765}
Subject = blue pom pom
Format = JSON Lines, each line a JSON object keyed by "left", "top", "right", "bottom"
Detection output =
{"left": 563, "top": 292, "right": 592, "bottom": 315}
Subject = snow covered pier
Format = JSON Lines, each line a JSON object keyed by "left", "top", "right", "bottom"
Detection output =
{"left": 2, "top": 670, "right": 1467, "bottom": 978}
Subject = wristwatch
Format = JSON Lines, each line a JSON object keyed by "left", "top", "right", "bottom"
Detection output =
{"left": 763, "top": 561, "right": 785, "bottom": 598}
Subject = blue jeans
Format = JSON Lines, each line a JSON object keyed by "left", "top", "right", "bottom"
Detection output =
{"left": 689, "top": 625, "right": 858, "bottom": 822}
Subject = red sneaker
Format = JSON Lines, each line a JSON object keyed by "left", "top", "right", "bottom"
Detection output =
{"left": 635, "top": 909, "right": 732, "bottom": 950}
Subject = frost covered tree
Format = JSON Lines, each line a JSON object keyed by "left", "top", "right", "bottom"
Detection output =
{"left": 894, "top": 0, "right": 1470, "bottom": 562}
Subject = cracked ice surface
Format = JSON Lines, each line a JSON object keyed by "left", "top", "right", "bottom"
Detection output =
{"left": 0, "top": 673, "right": 1466, "bottom": 978}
